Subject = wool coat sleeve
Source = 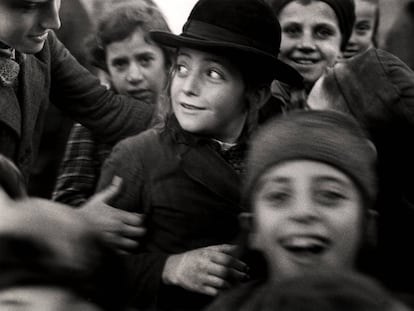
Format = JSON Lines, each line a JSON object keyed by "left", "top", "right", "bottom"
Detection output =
{"left": 96, "top": 135, "right": 170, "bottom": 307}
{"left": 47, "top": 32, "right": 154, "bottom": 143}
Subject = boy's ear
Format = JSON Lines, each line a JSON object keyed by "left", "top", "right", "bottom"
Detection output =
{"left": 246, "top": 86, "right": 271, "bottom": 109}
{"left": 239, "top": 212, "right": 253, "bottom": 231}
{"left": 365, "top": 209, "right": 378, "bottom": 249}
{"left": 239, "top": 212, "right": 262, "bottom": 249}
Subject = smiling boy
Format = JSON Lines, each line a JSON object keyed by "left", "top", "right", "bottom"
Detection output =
{"left": 0, "top": 0, "right": 154, "bottom": 182}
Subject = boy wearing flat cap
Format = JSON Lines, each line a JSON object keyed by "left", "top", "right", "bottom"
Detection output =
{"left": 95, "top": 0, "right": 301, "bottom": 310}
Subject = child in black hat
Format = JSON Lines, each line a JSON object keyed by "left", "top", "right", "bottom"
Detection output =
{"left": 94, "top": 0, "right": 301, "bottom": 310}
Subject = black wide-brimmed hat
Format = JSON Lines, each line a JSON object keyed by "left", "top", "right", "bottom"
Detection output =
{"left": 150, "top": 0, "right": 303, "bottom": 86}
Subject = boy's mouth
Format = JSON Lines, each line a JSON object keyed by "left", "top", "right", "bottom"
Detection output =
{"left": 280, "top": 235, "right": 330, "bottom": 256}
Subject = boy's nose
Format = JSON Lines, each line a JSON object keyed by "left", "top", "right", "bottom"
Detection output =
{"left": 298, "top": 31, "right": 316, "bottom": 51}
{"left": 182, "top": 73, "right": 201, "bottom": 96}
{"left": 40, "top": 0, "right": 62, "bottom": 30}
{"left": 126, "top": 63, "right": 144, "bottom": 83}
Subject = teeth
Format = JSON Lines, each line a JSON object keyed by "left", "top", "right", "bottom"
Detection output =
{"left": 281, "top": 236, "right": 328, "bottom": 254}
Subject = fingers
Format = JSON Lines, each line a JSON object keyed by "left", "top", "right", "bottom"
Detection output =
{"left": 118, "top": 224, "right": 146, "bottom": 238}
{"left": 118, "top": 211, "right": 145, "bottom": 226}
{"left": 207, "top": 261, "right": 248, "bottom": 283}
{"left": 90, "top": 176, "right": 122, "bottom": 204}
{"left": 209, "top": 247, "right": 249, "bottom": 272}
{"left": 103, "top": 232, "right": 140, "bottom": 252}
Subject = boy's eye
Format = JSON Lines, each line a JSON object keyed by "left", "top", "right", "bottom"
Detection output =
{"left": 18, "top": 1, "right": 45, "bottom": 10}
{"left": 207, "top": 69, "right": 223, "bottom": 80}
{"left": 355, "top": 22, "right": 372, "bottom": 34}
{"left": 282, "top": 24, "right": 301, "bottom": 38}
{"left": 112, "top": 59, "right": 129, "bottom": 71}
{"left": 314, "top": 190, "right": 346, "bottom": 207}
{"left": 137, "top": 55, "right": 154, "bottom": 67}
{"left": 263, "top": 191, "right": 291, "bottom": 206}
{"left": 175, "top": 64, "right": 189, "bottom": 77}
{"left": 315, "top": 26, "right": 336, "bottom": 39}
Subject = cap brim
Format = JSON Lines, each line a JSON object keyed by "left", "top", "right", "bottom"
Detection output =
{"left": 151, "top": 31, "right": 303, "bottom": 87}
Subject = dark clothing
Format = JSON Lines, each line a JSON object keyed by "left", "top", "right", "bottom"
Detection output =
{"left": 97, "top": 116, "right": 247, "bottom": 311}
{"left": 384, "top": 1, "right": 414, "bottom": 70}
{"left": 324, "top": 48, "right": 414, "bottom": 300}
{"left": 0, "top": 31, "right": 153, "bottom": 183}
{"left": 52, "top": 123, "right": 112, "bottom": 206}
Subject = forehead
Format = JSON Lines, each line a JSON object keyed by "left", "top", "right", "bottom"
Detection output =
{"left": 106, "top": 28, "right": 150, "bottom": 51}
{"left": 177, "top": 47, "right": 241, "bottom": 72}
{"left": 260, "top": 160, "right": 351, "bottom": 184}
{"left": 355, "top": 0, "right": 378, "bottom": 17}
{"left": 279, "top": 1, "right": 339, "bottom": 25}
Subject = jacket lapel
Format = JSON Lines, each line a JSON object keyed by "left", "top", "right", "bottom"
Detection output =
{"left": 179, "top": 142, "right": 241, "bottom": 207}
{"left": 0, "top": 86, "right": 21, "bottom": 137}
{"left": 18, "top": 53, "right": 48, "bottom": 147}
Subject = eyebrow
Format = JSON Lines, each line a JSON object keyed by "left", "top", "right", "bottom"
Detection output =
{"left": 313, "top": 175, "right": 350, "bottom": 187}
{"left": 177, "top": 52, "right": 225, "bottom": 65}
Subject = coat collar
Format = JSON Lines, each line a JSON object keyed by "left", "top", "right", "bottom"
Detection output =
{"left": 0, "top": 51, "right": 47, "bottom": 143}
{"left": 18, "top": 51, "right": 48, "bottom": 143}
{"left": 166, "top": 115, "right": 243, "bottom": 207}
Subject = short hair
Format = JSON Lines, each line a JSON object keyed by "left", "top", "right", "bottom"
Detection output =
{"left": 86, "top": 3, "right": 173, "bottom": 72}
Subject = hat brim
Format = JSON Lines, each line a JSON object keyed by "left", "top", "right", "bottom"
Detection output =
{"left": 151, "top": 31, "right": 303, "bottom": 87}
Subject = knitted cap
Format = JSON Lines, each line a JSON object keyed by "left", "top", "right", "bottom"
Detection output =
{"left": 267, "top": 0, "right": 355, "bottom": 50}
{"left": 245, "top": 110, "right": 377, "bottom": 207}
{"left": 259, "top": 270, "right": 407, "bottom": 311}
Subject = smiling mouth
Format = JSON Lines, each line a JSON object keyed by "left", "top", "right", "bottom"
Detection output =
{"left": 343, "top": 50, "right": 358, "bottom": 58}
{"left": 291, "top": 58, "right": 319, "bottom": 65}
{"left": 280, "top": 235, "right": 330, "bottom": 256}
{"left": 181, "top": 103, "right": 205, "bottom": 110}
{"left": 30, "top": 33, "right": 49, "bottom": 41}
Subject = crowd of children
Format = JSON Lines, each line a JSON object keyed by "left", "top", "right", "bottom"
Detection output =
{"left": 0, "top": 0, "right": 413, "bottom": 310}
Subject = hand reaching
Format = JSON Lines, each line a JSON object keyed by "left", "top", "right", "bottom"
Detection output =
{"left": 80, "top": 176, "right": 146, "bottom": 254}
{"left": 162, "top": 244, "right": 249, "bottom": 296}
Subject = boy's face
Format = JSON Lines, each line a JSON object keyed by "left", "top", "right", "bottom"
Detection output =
{"left": 0, "top": 287, "right": 102, "bottom": 311}
{"left": 251, "top": 160, "right": 364, "bottom": 281}
{"left": 343, "top": 0, "right": 377, "bottom": 59}
{"left": 278, "top": 1, "right": 342, "bottom": 88}
{"left": 171, "top": 48, "right": 248, "bottom": 143}
{"left": 105, "top": 28, "right": 168, "bottom": 105}
{"left": 0, "top": 0, "right": 61, "bottom": 54}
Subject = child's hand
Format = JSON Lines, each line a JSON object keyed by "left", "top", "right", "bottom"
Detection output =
{"left": 80, "top": 176, "right": 146, "bottom": 254}
{"left": 162, "top": 244, "right": 249, "bottom": 296}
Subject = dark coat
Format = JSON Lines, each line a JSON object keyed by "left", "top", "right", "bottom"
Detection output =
{"left": 0, "top": 32, "right": 153, "bottom": 182}
{"left": 97, "top": 116, "right": 244, "bottom": 311}
{"left": 320, "top": 48, "right": 414, "bottom": 299}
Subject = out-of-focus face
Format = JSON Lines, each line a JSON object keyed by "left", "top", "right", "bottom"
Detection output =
{"left": 0, "top": 0, "right": 61, "bottom": 53}
{"left": 278, "top": 1, "right": 342, "bottom": 89}
{"left": 0, "top": 287, "right": 102, "bottom": 311}
{"left": 105, "top": 28, "right": 168, "bottom": 105}
{"left": 252, "top": 160, "right": 364, "bottom": 281}
{"left": 171, "top": 48, "right": 248, "bottom": 143}
{"left": 343, "top": 0, "right": 377, "bottom": 59}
